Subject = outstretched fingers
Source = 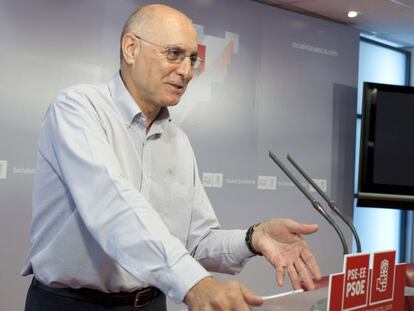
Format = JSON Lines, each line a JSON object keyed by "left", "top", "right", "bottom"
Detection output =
{"left": 276, "top": 264, "right": 286, "bottom": 287}
{"left": 293, "top": 257, "right": 314, "bottom": 290}
{"left": 286, "top": 263, "right": 301, "bottom": 290}
{"left": 301, "top": 246, "right": 322, "bottom": 281}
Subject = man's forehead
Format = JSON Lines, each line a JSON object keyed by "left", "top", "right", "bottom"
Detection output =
{"left": 154, "top": 24, "right": 198, "bottom": 48}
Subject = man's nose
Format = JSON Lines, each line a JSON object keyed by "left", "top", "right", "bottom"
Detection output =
{"left": 176, "top": 57, "right": 193, "bottom": 80}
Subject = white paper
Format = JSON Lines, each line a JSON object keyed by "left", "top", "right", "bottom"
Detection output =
{"left": 255, "top": 287, "right": 329, "bottom": 311}
{"left": 262, "top": 289, "right": 304, "bottom": 301}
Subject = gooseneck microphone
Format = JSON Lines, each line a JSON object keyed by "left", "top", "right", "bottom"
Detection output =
{"left": 286, "top": 154, "right": 362, "bottom": 253}
{"left": 268, "top": 150, "right": 349, "bottom": 255}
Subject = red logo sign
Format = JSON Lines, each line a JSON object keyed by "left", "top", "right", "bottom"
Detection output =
{"left": 370, "top": 251, "right": 396, "bottom": 305}
{"left": 343, "top": 254, "right": 370, "bottom": 310}
{"left": 328, "top": 250, "right": 405, "bottom": 311}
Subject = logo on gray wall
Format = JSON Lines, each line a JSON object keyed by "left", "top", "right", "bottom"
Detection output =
{"left": 13, "top": 167, "right": 35, "bottom": 175}
{"left": 292, "top": 42, "right": 338, "bottom": 57}
{"left": 309, "top": 178, "right": 327, "bottom": 192}
{"left": 0, "top": 160, "right": 8, "bottom": 179}
{"left": 202, "top": 172, "right": 223, "bottom": 188}
{"left": 257, "top": 175, "right": 277, "bottom": 190}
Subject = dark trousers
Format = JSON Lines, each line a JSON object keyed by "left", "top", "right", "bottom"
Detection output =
{"left": 25, "top": 279, "right": 167, "bottom": 311}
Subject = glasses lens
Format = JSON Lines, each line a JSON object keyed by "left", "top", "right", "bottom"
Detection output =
{"left": 165, "top": 48, "right": 185, "bottom": 62}
{"left": 164, "top": 47, "right": 203, "bottom": 69}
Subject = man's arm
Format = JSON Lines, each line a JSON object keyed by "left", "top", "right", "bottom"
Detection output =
{"left": 184, "top": 153, "right": 321, "bottom": 309}
{"left": 185, "top": 155, "right": 254, "bottom": 274}
{"left": 184, "top": 218, "right": 321, "bottom": 310}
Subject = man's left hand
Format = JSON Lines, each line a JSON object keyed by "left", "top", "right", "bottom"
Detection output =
{"left": 251, "top": 218, "right": 322, "bottom": 290}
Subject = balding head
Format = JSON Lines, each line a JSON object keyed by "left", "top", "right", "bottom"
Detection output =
{"left": 120, "top": 4, "right": 195, "bottom": 63}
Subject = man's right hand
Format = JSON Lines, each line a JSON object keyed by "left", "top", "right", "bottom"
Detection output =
{"left": 184, "top": 277, "right": 263, "bottom": 311}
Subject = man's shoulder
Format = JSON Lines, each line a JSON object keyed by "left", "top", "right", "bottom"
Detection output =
{"left": 56, "top": 83, "right": 109, "bottom": 102}
{"left": 49, "top": 82, "right": 114, "bottom": 116}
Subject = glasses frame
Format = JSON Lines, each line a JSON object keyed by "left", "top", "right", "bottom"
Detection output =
{"left": 132, "top": 34, "right": 203, "bottom": 69}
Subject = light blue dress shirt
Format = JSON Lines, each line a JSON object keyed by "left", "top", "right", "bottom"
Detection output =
{"left": 21, "top": 73, "right": 253, "bottom": 303}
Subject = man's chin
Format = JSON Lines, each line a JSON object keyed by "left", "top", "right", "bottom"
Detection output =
{"left": 161, "top": 97, "right": 181, "bottom": 107}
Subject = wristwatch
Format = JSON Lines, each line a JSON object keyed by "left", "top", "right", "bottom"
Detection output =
{"left": 245, "top": 223, "right": 263, "bottom": 256}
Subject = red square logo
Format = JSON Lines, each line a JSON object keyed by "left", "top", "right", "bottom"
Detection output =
{"left": 342, "top": 253, "right": 370, "bottom": 310}
{"left": 370, "top": 251, "right": 396, "bottom": 304}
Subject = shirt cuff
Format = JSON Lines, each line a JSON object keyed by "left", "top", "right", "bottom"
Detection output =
{"left": 230, "top": 229, "right": 257, "bottom": 261}
{"left": 156, "top": 254, "right": 211, "bottom": 304}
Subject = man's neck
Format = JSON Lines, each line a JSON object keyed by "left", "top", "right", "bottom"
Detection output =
{"left": 119, "top": 70, "right": 161, "bottom": 131}
{"left": 142, "top": 107, "right": 160, "bottom": 132}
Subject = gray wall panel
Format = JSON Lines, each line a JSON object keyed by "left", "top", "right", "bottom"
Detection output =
{"left": 0, "top": 0, "right": 359, "bottom": 310}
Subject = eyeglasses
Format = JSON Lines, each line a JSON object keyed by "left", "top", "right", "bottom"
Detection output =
{"left": 133, "top": 34, "right": 203, "bottom": 69}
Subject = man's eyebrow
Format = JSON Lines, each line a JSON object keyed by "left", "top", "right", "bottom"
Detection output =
{"left": 164, "top": 44, "right": 185, "bottom": 50}
{"left": 165, "top": 45, "right": 198, "bottom": 56}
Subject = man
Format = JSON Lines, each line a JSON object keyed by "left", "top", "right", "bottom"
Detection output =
{"left": 22, "top": 4, "right": 322, "bottom": 311}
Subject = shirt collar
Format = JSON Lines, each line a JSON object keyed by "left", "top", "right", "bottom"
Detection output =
{"left": 109, "top": 72, "right": 141, "bottom": 126}
{"left": 108, "top": 72, "right": 171, "bottom": 134}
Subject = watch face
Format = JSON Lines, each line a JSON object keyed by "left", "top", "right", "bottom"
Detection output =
{"left": 245, "top": 224, "right": 262, "bottom": 256}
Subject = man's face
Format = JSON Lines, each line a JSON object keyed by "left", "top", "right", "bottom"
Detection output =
{"left": 129, "top": 16, "right": 198, "bottom": 110}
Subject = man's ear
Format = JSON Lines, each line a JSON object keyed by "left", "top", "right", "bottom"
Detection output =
{"left": 122, "top": 33, "right": 139, "bottom": 65}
